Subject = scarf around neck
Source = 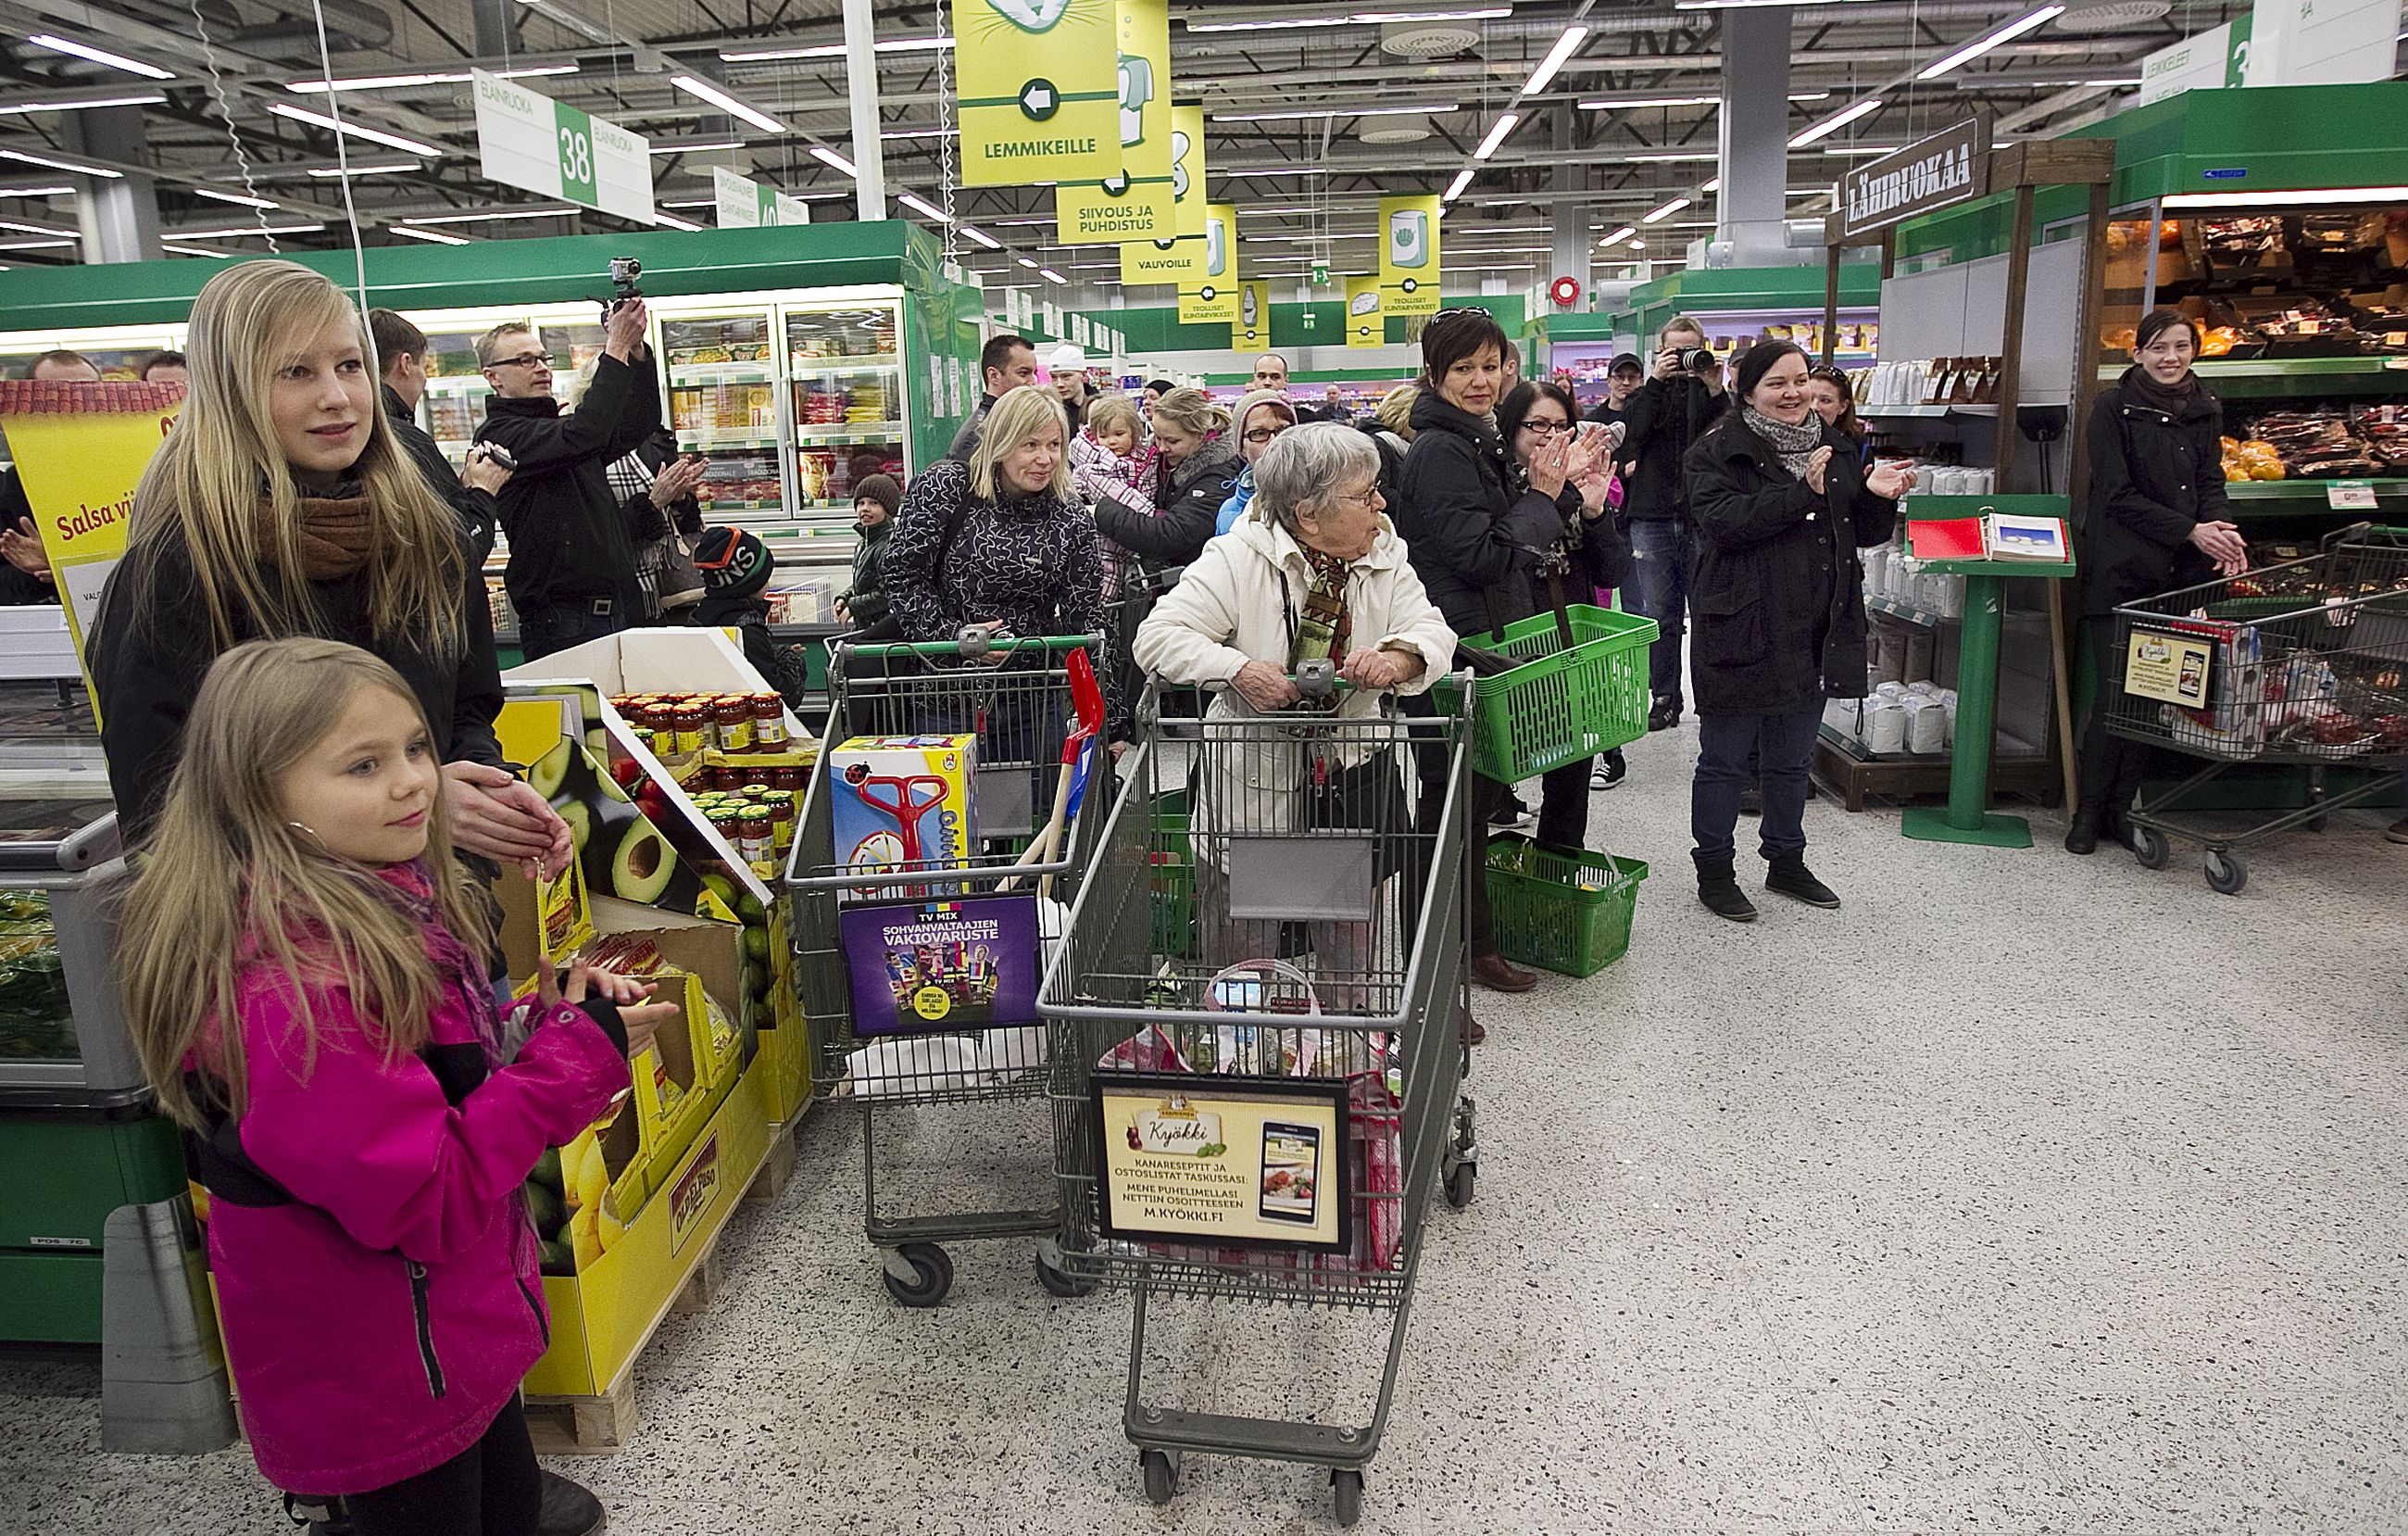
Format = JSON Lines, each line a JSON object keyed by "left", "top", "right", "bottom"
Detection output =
{"left": 2120, "top": 363, "right": 2200, "bottom": 419}
{"left": 257, "top": 482, "right": 377, "bottom": 582}
{"left": 1289, "top": 545, "right": 1354, "bottom": 673}
{"left": 1743, "top": 407, "right": 1824, "bottom": 482}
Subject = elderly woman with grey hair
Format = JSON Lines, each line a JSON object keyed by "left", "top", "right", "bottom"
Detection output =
{"left": 1135, "top": 423, "right": 1456, "bottom": 989}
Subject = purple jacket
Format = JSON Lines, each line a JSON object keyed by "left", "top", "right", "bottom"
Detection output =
{"left": 199, "top": 865, "right": 629, "bottom": 1496}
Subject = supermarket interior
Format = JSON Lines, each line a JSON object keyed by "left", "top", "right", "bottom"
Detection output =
{"left": 1, "top": 1, "right": 2406, "bottom": 1533}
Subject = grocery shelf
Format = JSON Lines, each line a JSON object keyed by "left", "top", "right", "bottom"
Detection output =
{"left": 2222, "top": 478, "right": 2408, "bottom": 511}
{"left": 1860, "top": 404, "right": 2001, "bottom": 420}
{"left": 789, "top": 351, "right": 900, "bottom": 371}
{"left": 2099, "top": 356, "right": 2408, "bottom": 397}
{"left": 668, "top": 362, "right": 776, "bottom": 384}
{"left": 422, "top": 375, "right": 492, "bottom": 392}
{"left": 792, "top": 421, "right": 905, "bottom": 444}
{"left": 677, "top": 431, "right": 784, "bottom": 450}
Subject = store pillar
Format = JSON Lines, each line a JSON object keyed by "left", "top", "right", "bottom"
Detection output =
{"left": 1549, "top": 107, "right": 1589, "bottom": 298}
{"left": 843, "top": 0, "right": 888, "bottom": 220}
{"left": 66, "top": 107, "right": 159, "bottom": 266}
{"left": 1717, "top": 6, "right": 1791, "bottom": 267}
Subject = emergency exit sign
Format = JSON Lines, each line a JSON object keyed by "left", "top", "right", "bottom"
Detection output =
{"left": 473, "top": 69, "right": 656, "bottom": 224}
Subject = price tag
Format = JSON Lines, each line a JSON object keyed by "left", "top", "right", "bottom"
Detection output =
{"left": 2327, "top": 479, "right": 2378, "bottom": 511}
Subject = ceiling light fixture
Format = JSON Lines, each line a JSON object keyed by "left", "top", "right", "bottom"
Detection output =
{"left": 1215, "top": 103, "right": 1461, "bottom": 123}
{"left": 1624, "top": 151, "right": 1718, "bottom": 162}
{"left": 720, "top": 34, "right": 951, "bottom": 62}
{"left": 1471, "top": 112, "right": 1522, "bottom": 160}
{"left": 397, "top": 206, "right": 576, "bottom": 224}
{"left": 307, "top": 160, "right": 420, "bottom": 178}
{"left": 669, "top": 75, "right": 788, "bottom": 135}
{"left": 390, "top": 225, "right": 471, "bottom": 246}
{"left": 655, "top": 212, "right": 705, "bottom": 231}
{"left": 1599, "top": 223, "right": 1638, "bottom": 246}
{"left": 24, "top": 34, "right": 170, "bottom": 80}
{"left": 1016, "top": 257, "right": 1040, "bottom": 269}
{"left": 1185, "top": 8, "right": 1508, "bottom": 33}
{"left": 960, "top": 225, "right": 1004, "bottom": 249}
{"left": 1788, "top": 95, "right": 1883, "bottom": 147}
{"left": 193, "top": 188, "right": 279, "bottom": 209}
{"left": 169, "top": 222, "right": 326, "bottom": 238}
{"left": 1038, "top": 267, "right": 1069, "bottom": 283}
{"left": 0, "top": 93, "right": 167, "bottom": 115}
{"left": 1522, "top": 26, "right": 1592, "bottom": 96}
{"left": 897, "top": 191, "right": 953, "bottom": 223}
{"left": 1641, "top": 195, "right": 1690, "bottom": 223}
{"left": 650, "top": 137, "right": 744, "bottom": 156}
{"left": 1443, "top": 167, "right": 1475, "bottom": 203}
{"left": 268, "top": 103, "right": 447, "bottom": 158}
{"left": 2162, "top": 185, "right": 2408, "bottom": 209}
{"left": 1579, "top": 90, "right": 1833, "bottom": 110}
{"left": 284, "top": 65, "right": 578, "bottom": 93}
{"left": 0, "top": 184, "right": 73, "bottom": 197}
{"left": 0, "top": 147, "right": 120, "bottom": 178}
{"left": 879, "top": 127, "right": 956, "bottom": 141}
{"left": 810, "top": 145, "right": 859, "bottom": 178}
{"left": 0, "top": 236, "right": 77, "bottom": 250}
{"left": 0, "top": 219, "right": 65, "bottom": 235}
{"left": 1919, "top": 6, "right": 2067, "bottom": 79}
{"left": 160, "top": 242, "right": 232, "bottom": 258}
{"left": 1700, "top": 176, "right": 1721, "bottom": 192}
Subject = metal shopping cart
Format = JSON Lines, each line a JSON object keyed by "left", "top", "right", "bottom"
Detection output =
{"left": 2104, "top": 523, "right": 2408, "bottom": 894}
{"left": 784, "top": 629, "right": 1106, "bottom": 1304}
{"left": 1039, "top": 673, "right": 1476, "bottom": 1528}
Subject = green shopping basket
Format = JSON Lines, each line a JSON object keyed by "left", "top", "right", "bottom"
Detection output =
{"left": 1485, "top": 832, "right": 1648, "bottom": 978}
{"left": 1148, "top": 788, "right": 1197, "bottom": 958}
{"left": 1435, "top": 604, "right": 1658, "bottom": 782}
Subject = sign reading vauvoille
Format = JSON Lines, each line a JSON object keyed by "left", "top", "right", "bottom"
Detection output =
{"left": 472, "top": 69, "right": 654, "bottom": 224}
{"left": 1835, "top": 118, "right": 1991, "bottom": 244}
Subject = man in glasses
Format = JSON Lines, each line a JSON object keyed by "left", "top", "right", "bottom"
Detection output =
{"left": 473, "top": 296, "right": 662, "bottom": 661}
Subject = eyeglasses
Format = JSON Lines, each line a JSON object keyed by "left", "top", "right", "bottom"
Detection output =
{"left": 1518, "top": 419, "right": 1574, "bottom": 435}
{"left": 488, "top": 351, "right": 553, "bottom": 370}
{"left": 1244, "top": 423, "right": 1291, "bottom": 445}
{"left": 1331, "top": 485, "right": 1383, "bottom": 510}
{"left": 1806, "top": 365, "right": 1848, "bottom": 384}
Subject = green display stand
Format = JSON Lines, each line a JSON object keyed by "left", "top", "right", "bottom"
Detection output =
{"left": 1898, "top": 498, "right": 2078, "bottom": 850}
{"left": 0, "top": 1100, "right": 185, "bottom": 1344}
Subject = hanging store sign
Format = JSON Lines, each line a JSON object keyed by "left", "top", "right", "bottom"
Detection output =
{"left": 1056, "top": 0, "right": 1175, "bottom": 244}
{"left": 2138, "top": 17, "right": 2251, "bottom": 105}
{"left": 1229, "top": 278, "right": 1269, "bottom": 350}
{"left": 1119, "top": 101, "right": 1207, "bottom": 283}
{"left": 955, "top": 0, "right": 1121, "bottom": 188}
{"left": 711, "top": 166, "right": 809, "bottom": 228}
{"left": 1178, "top": 202, "right": 1239, "bottom": 324}
{"left": 472, "top": 69, "right": 654, "bottom": 224}
{"left": 1089, "top": 1073, "right": 1353, "bottom": 1253}
{"left": 1377, "top": 195, "right": 1442, "bottom": 318}
{"left": 1345, "top": 274, "right": 1384, "bottom": 349}
{"left": 1834, "top": 118, "right": 1991, "bottom": 244}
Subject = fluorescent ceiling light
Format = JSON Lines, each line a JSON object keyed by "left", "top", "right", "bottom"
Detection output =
{"left": 0, "top": 184, "right": 73, "bottom": 197}
{"left": 1016, "top": 257, "right": 1040, "bottom": 269}
{"left": 1523, "top": 26, "right": 1591, "bottom": 96}
{"left": 655, "top": 212, "right": 704, "bottom": 231}
{"left": 0, "top": 147, "right": 120, "bottom": 178}
{"left": 879, "top": 127, "right": 955, "bottom": 141}
{"left": 1472, "top": 112, "right": 1522, "bottom": 161}
{"left": 269, "top": 103, "right": 447, "bottom": 158}
{"left": 1444, "top": 167, "right": 1475, "bottom": 203}
{"left": 170, "top": 222, "right": 326, "bottom": 238}
{"left": 0, "top": 237, "right": 74, "bottom": 250}
{"left": 1448, "top": 244, "right": 1555, "bottom": 253}
{"left": 1038, "top": 267, "right": 1068, "bottom": 283}
{"left": 810, "top": 145, "right": 859, "bottom": 178}
{"left": 25, "top": 34, "right": 170, "bottom": 80}
{"left": 1216, "top": 103, "right": 1461, "bottom": 123}
{"left": 161, "top": 243, "right": 232, "bottom": 258}
{"left": 1624, "top": 151, "right": 1717, "bottom": 162}
{"left": 0, "top": 219, "right": 66, "bottom": 234}
{"left": 194, "top": 188, "right": 279, "bottom": 209}
{"left": 1919, "top": 6, "right": 2065, "bottom": 80}
{"left": 650, "top": 137, "right": 743, "bottom": 156}
{"left": 1700, "top": 176, "right": 1721, "bottom": 192}
{"left": 1822, "top": 145, "right": 1899, "bottom": 156}
{"left": 0, "top": 93, "right": 166, "bottom": 115}
{"left": 1580, "top": 90, "right": 1831, "bottom": 110}
{"left": 1789, "top": 95, "right": 1882, "bottom": 147}
{"left": 960, "top": 225, "right": 1003, "bottom": 250}
{"left": 670, "top": 75, "right": 787, "bottom": 135}
{"left": 897, "top": 191, "right": 952, "bottom": 223}
{"left": 398, "top": 206, "right": 576, "bottom": 224}
{"left": 721, "top": 34, "right": 951, "bottom": 62}
{"left": 390, "top": 225, "right": 471, "bottom": 246}
{"left": 285, "top": 65, "right": 577, "bottom": 93}
{"left": 2162, "top": 185, "right": 2408, "bottom": 209}
{"left": 307, "top": 160, "right": 420, "bottom": 178}
{"left": 1642, "top": 196, "right": 1690, "bottom": 223}
{"left": 1598, "top": 224, "right": 1637, "bottom": 246}
{"left": 1676, "top": 0, "right": 1887, "bottom": 8}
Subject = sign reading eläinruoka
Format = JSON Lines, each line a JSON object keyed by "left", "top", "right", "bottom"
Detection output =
{"left": 472, "top": 69, "right": 654, "bottom": 224}
{"left": 1834, "top": 118, "right": 1992, "bottom": 243}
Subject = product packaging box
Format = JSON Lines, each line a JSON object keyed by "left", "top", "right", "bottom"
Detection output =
{"left": 828, "top": 735, "right": 977, "bottom": 900}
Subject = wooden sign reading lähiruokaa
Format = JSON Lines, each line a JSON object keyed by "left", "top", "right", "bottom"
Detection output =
{"left": 1835, "top": 119, "right": 1992, "bottom": 243}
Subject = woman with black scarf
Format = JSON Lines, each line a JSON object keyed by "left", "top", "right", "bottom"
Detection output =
{"left": 2066, "top": 308, "right": 2249, "bottom": 855}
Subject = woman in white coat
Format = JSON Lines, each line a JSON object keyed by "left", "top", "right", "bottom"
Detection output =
{"left": 1135, "top": 423, "right": 1457, "bottom": 989}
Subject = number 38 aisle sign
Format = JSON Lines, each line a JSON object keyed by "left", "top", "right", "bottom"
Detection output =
{"left": 472, "top": 69, "right": 656, "bottom": 224}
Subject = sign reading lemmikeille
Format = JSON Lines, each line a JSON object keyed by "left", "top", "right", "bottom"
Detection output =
{"left": 1836, "top": 119, "right": 1991, "bottom": 243}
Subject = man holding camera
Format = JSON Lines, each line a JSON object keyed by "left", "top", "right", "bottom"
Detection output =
{"left": 473, "top": 296, "right": 661, "bottom": 661}
{"left": 1619, "top": 314, "right": 1729, "bottom": 731}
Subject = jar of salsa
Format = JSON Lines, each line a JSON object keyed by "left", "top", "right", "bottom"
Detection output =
{"left": 671, "top": 706, "right": 707, "bottom": 756}
{"left": 769, "top": 794, "right": 796, "bottom": 854}
{"left": 770, "top": 764, "right": 804, "bottom": 793}
{"left": 736, "top": 806, "right": 774, "bottom": 869}
{"left": 752, "top": 693, "right": 788, "bottom": 748}
{"left": 716, "top": 696, "right": 754, "bottom": 753}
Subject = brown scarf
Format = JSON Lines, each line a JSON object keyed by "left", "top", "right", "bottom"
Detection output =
{"left": 258, "top": 492, "right": 378, "bottom": 581}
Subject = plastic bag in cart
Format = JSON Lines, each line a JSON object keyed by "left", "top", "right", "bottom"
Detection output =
{"left": 842, "top": 1034, "right": 985, "bottom": 1097}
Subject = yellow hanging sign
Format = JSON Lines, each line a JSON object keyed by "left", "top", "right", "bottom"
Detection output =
{"left": 1229, "top": 279, "right": 1270, "bottom": 350}
{"left": 1118, "top": 101, "right": 1206, "bottom": 283}
{"left": 1177, "top": 202, "right": 1239, "bottom": 324}
{"left": 1377, "top": 194, "right": 1443, "bottom": 317}
{"left": 955, "top": 0, "right": 1121, "bottom": 188}
{"left": 1344, "top": 274, "right": 1385, "bottom": 349}
{"left": 1055, "top": 0, "right": 1174, "bottom": 244}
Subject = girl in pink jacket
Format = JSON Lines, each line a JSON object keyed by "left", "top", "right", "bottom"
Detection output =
{"left": 119, "top": 637, "right": 678, "bottom": 1536}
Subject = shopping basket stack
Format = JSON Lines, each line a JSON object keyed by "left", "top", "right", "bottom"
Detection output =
{"left": 2105, "top": 523, "right": 2408, "bottom": 894}
{"left": 783, "top": 631, "right": 1106, "bottom": 1304}
{"left": 1039, "top": 677, "right": 1477, "bottom": 1527}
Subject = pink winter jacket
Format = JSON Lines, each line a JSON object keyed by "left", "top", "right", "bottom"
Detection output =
{"left": 195, "top": 864, "right": 631, "bottom": 1496}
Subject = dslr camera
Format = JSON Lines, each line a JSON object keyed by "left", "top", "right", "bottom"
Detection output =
{"left": 1677, "top": 346, "right": 1716, "bottom": 373}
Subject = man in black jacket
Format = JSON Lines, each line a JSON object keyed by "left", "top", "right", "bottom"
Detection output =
{"left": 1620, "top": 316, "right": 1729, "bottom": 729}
{"left": 947, "top": 333, "right": 1038, "bottom": 462}
{"left": 370, "top": 308, "right": 513, "bottom": 562}
{"left": 473, "top": 300, "right": 660, "bottom": 661}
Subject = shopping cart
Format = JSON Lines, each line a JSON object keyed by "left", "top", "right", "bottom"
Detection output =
{"left": 784, "top": 628, "right": 1106, "bottom": 1304}
{"left": 2104, "top": 523, "right": 2408, "bottom": 894}
{"left": 1039, "top": 671, "right": 1477, "bottom": 1528}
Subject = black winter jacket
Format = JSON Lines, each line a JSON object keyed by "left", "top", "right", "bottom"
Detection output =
{"left": 883, "top": 457, "right": 1106, "bottom": 642}
{"left": 838, "top": 516, "right": 893, "bottom": 627}
{"left": 88, "top": 510, "right": 505, "bottom": 846}
{"left": 473, "top": 354, "right": 659, "bottom": 622}
{"left": 383, "top": 384, "right": 499, "bottom": 563}
{"left": 1092, "top": 434, "right": 1238, "bottom": 569}
{"left": 2078, "top": 370, "right": 2226, "bottom": 617}
{"left": 1684, "top": 415, "right": 1899, "bottom": 717}
{"left": 1622, "top": 373, "right": 1729, "bottom": 521}
{"left": 0, "top": 467, "right": 56, "bottom": 606}
{"left": 1392, "top": 392, "right": 1576, "bottom": 641}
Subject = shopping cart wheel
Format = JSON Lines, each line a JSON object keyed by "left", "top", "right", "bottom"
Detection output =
{"left": 1140, "top": 1449, "right": 1179, "bottom": 1506}
{"left": 2132, "top": 827, "right": 2171, "bottom": 871}
{"left": 881, "top": 1242, "right": 954, "bottom": 1307}
{"left": 2204, "top": 849, "right": 2248, "bottom": 896}
{"left": 1445, "top": 1161, "right": 1477, "bottom": 1210}
{"left": 1331, "top": 1468, "right": 1364, "bottom": 1528}
{"left": 1034, "top": 1251, "right": 1097, "bottom": 1298}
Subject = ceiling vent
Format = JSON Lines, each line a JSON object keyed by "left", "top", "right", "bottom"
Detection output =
{"left": 1382, "top": 19, "right": 1485, "bottom": 57}
{"left": 2051, "top": 0, "right": 2172, "bottom": 31}
{"left": 1359, "top": 112, "right": 1435, "bottom": 144}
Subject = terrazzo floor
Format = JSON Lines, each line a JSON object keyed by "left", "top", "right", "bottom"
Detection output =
{"left": 6, "top": 717, "right": 2408, "bottom": 1535}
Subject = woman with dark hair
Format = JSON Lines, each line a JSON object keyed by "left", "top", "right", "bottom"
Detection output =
{"left": 1685, "top": 341, "right": 1913, "bottom": 922}
{"left": 1393, "top": 308, "right": 1608, "bottom": 996}
{"left": 2065, "top": 308, "right": 2246, "bottom": 855}
{"left": 1806, "top": 365, "right": 1866, "bottom": 448}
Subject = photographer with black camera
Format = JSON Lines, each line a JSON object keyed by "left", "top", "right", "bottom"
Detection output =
{"left": 472, "top": 277, "right": 661, "bottom": 661}
{"left": 1620, "top": 313, "right": 1729, "bottom": 731}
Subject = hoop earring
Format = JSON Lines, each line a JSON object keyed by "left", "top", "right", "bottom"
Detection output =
{"left": 287, "top": 821, "right": 324, "bottom": 848}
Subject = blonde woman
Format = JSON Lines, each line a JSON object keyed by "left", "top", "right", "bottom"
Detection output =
{"left": 88, "top": 260, "right": 570, "bottom": 884}
{"left": 1088, "top": 384, "right": 1236, "bottom": 569}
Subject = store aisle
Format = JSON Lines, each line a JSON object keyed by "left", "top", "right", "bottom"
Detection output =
{"left": 6, "top": 724, "right": 2407, "bottom": 1535}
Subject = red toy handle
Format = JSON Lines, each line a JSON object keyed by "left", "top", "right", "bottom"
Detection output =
{"left": 856, "top": 774, "right": 953, "bottom": 863}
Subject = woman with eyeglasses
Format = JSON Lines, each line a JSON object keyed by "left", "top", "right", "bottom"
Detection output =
{"left": 1393, "top": 308, "right": 1610, "bottom": 998}
{"left": 1213, "top": 388, "right": 1300, "bottom": 535}
{"left": 1497, "top": 380, "right": 1631, "bottom": 809}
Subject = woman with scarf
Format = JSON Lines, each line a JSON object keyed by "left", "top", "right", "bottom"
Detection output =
{"left": 2066, "top": 308, "right": 2246, "bottom": 855}
{"left": 1684, "top": 341, "right": 1913, "bottom": 923}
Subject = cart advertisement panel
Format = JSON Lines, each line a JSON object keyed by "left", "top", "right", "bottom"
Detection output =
{"left": 2125, "top": 623, "right": 2217, "bottom": 707}
{"left": 840, "top": 895, "right": 1040, "bottom": 1035}
{"left": 1091, "top": 1072, "right": 1353, "bottom": 1253}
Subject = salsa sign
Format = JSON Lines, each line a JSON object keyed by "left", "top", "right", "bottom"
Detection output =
{"left": 1836, "top": 118, "right": 1991, "bottom": 242}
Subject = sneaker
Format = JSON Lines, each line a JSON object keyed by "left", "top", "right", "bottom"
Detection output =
{"left": 2389, "top": 816, "right": 2408, "bottom": 845}
{"left": 1647, "top": 698, "right": 1682, "bottom": 732}
{"left": 1488, "top": 794, "right": 1532, "bottom": 829}
{"left": 1591, "top": 750, "right": 1627, "bottom": 791}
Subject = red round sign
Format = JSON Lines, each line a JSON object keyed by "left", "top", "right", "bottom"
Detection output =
{"left": 1549, "top": 275, "right": 1583, "bottom": 308}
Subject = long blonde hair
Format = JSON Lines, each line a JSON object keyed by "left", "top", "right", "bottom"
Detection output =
{"left": 121, "top": 638, "right": 495, "bottom": 1132}
{"left": 1149, "top": 386, "right": 1232, "bottom": 442}
{"left": 112, "top": 259, "right": 468, "bottom": 660}
{"left": 968, "top": 384, "right": 1072, "bottom": 502}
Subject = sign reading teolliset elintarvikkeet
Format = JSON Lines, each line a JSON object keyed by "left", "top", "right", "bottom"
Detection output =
{"left": 473, "top": 69, "right": 655, "bottom": 224}
{"left": 1835, "top": 118, "right": 1991, "bottom": 243}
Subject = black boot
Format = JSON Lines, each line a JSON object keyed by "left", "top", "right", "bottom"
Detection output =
{"left": 1696, "top": 853, "right": 1758, "bottom": 922}
{"left": 2063, "top": 806, "right": 2101, "bottom": 855}
{"left": 1764, "top": 853, "right": 1840, "bottom": 909}
{"left": 538, "top": 1471, "right": 608, "bottom": 1536}
{"left": 1648, "top": 696, "right": 1682, "bottom": 732}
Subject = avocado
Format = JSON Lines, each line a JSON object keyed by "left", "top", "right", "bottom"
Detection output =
{"left": 533, "top": 1147, "right": 562, "bottom": 1190}
{"left": 528, "top": 739, "right": 574, "bottom": 801}
{"left": 558, "top": 800, "right": 593, "bottom": 854}
{"left": 742, "top": 926, "right": 771, "bottom": 963}
{"left": 538, "top": 1239, "right": 572, "bottom": 1276}
{"left": 736, "top": 892, "right": 767, "bottom": 925}
{"left": 525, "top": 1180, "right": 562, "bottom": 1233}
{"left": 611, "top": 820, "right": 674, "bottom": 904}
{"left": 700, "top": 872, "right": 736, "bottom": 908}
